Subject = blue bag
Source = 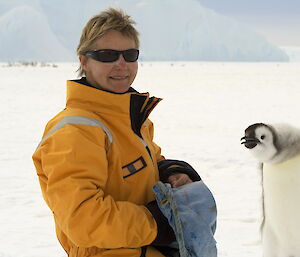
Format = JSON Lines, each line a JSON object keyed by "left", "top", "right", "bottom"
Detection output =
{"left": 153, "top": 181, "right": 217, "bottom": 257}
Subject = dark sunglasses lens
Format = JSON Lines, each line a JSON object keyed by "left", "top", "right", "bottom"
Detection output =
{"left": 123, "top": 49, "right": 139, "bottom": 62}
{"left": 87, "top": 49, "right": 139, "bottom": 63}
{"left": 96, "top": 50, "right": 119, "bottom": 62}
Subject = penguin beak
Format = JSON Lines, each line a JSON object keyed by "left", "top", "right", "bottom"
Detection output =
{"left": 240, "top": 136, "right": 260, "bottom": 149}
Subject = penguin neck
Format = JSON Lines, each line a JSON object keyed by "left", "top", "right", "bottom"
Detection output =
{"left": 271, "top": 127, "right": 300, "bottom": 163}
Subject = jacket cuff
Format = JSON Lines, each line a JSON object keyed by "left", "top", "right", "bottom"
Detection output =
{"left": 145, "top": 201, "right": 176, "bottom": 246}
{"left": 158, "top": 159, "right": 201, "bottom": 183}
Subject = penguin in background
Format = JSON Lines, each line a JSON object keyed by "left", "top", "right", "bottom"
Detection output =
{"left": 241, "top": 123, "right": 300, "bottom": 257}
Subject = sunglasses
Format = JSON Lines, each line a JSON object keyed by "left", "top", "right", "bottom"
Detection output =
{"left": 85, "top": 48, "right": 139, "bottom": 63}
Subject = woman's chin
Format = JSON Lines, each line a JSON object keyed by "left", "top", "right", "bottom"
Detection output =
{"left": 109, "top": 80, "right": 131, "bottom": 93}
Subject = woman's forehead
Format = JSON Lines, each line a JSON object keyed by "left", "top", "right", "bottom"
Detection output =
{"left": 92, "top": 30, "right": 137, "bottom": 49}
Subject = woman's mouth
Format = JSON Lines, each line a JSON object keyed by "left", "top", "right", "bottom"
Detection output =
{"left": 110, "top": 76, "right": 129, "bottom": 80}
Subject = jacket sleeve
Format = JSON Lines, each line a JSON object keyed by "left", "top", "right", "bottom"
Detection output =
{"left": 157, "top": 159, "right": 202, "bottom": 183}
{"left": 34, "top": 124, "right": 157, "bottom": 249}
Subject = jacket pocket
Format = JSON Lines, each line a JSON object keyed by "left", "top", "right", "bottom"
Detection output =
{"left": 122, "top": 156, "right": 147, "bottom": 178}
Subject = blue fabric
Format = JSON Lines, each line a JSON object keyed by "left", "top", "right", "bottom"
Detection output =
{"left": 153, "top": 181, "right": 217, "bottom": 257}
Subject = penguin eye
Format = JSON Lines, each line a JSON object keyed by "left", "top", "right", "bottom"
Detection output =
{"left": 261, "top": 135, "right": 265, "bottom": 140}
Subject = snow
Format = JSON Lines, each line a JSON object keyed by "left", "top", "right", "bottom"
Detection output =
{"left": 0, "top": 0, "right": 289, "bottom": 62}
{"left": 1, "top": 61, "right": 300, "bottom": 256}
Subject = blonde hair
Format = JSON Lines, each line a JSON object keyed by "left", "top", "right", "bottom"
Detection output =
{"left": 77, "top": 8, "right": 140, "bottom": 76}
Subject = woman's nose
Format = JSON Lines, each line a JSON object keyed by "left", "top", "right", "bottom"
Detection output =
{"left": 114, "top": 54, "right": 127, "bottom": 67}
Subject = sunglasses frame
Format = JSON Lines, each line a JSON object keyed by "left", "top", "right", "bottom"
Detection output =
{"left": 85, "top": 48, "right": 139, "bottom": 63}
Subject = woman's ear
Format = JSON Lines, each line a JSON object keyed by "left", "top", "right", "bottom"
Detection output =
{"left": 79, "top": 55, "right": 88, "bottom": 72}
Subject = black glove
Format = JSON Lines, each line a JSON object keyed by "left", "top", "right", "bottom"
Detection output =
{"left": 158, "top": 159, "right": 201, "bottom": 183}
{"left": 146, "top": 200, "right": 176, "bottom": 246}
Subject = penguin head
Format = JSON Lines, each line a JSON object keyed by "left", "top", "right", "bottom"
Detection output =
{"left": 241, "top": 123, "right": 278, "bottom": 162}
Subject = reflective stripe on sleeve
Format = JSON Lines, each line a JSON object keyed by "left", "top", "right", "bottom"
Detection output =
{"left": 37, "top": 115, "right": 113, "bottom": 149}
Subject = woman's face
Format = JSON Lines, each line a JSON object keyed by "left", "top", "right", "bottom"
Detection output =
{"left": 80, "top": 30, "right": 138, "bottom": 93}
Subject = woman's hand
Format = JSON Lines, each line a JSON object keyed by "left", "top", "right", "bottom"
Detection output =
{"left": 167, "top": 173, "right": 193, "bottom": 188}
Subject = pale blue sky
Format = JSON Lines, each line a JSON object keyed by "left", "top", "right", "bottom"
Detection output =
{"left": 198, "top": 0, "right": 300, "bottom": 46}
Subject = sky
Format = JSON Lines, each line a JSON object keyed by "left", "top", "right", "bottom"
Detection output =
{"left": 197, "top": 0, "right": 300, "bottom": 46}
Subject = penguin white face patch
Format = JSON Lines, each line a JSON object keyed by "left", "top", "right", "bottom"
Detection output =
{"left": 251, "top": 126, "right": 277, "bottom": 162}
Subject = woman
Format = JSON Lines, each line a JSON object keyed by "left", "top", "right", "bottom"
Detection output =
{"left": 32, "top": 8, "right": 200, "bottom": 257}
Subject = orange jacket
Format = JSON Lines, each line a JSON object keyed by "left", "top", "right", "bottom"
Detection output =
{"left": 32, "top": 80, "right": 167, "bottom": 257}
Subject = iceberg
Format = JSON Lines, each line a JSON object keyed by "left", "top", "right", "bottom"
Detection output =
{"left": 0, "top": 0, "right": 289, "bottom": 62}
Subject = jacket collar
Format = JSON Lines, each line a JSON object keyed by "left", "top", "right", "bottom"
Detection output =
{"left": 71, "top": 77, "right": 137, "bottom": 94}
{"left": 66, "top": 79, "right": 138, "bottom": 115}
{"left": 66, "top": 79, "right": 162, "bottom": 136}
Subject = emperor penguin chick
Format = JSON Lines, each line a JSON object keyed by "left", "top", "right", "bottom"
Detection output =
{"left": 241, "top": 123, "right": 300, "bottom": 257}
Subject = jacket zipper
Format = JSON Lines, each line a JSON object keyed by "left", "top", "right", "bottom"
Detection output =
{"left": 138, "top": 136, "right": 153, "bottom": 161}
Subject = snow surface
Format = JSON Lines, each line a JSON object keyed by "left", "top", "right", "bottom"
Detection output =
{"left": 1, "top": 61, "right": 300, "bottom": 256}
{"left": 0, "top": 0, "right": 289, "bottom": 62}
